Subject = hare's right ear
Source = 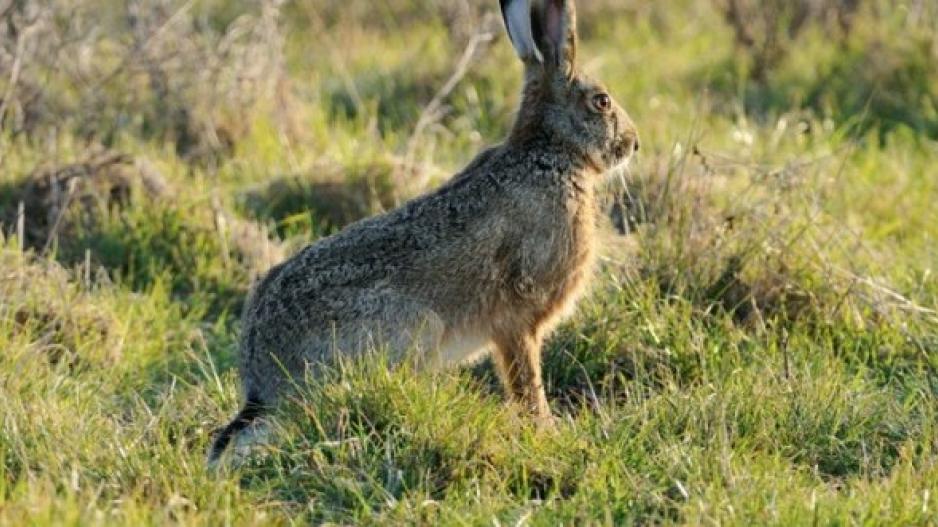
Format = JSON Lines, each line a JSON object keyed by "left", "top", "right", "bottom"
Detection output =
{"left": 500, "top": 0, "right": 543, "bottom": 64}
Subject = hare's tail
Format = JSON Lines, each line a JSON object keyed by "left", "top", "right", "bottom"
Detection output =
{"left": 207, "top": 393, "right": 266, "bottom": 466}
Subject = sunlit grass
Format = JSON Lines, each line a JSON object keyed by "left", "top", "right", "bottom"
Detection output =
{"left": 0, "top": 0, "right": 936, "bottom": 524}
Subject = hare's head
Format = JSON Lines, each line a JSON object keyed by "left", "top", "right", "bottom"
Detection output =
{"left": 500, "top": 0, "right": 638, "bottom": 173}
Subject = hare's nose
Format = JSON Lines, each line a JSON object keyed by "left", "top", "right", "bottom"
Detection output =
{"left": 623, "top": 132, "right": 640, "bottom": 154}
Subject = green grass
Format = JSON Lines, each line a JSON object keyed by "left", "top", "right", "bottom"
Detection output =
{"left": 1, "top": 0, "right": 937, "bottom": 524}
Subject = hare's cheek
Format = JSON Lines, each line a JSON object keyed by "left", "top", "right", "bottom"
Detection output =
{"left": 603, "top": 138, "right": 623, "bottom": 162}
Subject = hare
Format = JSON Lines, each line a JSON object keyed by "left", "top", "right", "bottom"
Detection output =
{"left": 209, "top": 0, "right": 638, "bottom": 465}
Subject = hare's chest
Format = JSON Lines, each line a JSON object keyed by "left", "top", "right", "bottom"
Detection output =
{"left": 498, "top": 195, "right": 598, "bottom": 327}
{"left": 540, "top": 235, "right": 597, "bottom": 326}
{"left": 521, "top": 212, "right": 597, "bottom": 332}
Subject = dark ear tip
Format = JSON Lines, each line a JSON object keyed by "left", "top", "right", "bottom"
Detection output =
{"left": 498, "top": 0, "right": 513, "bottom": 21}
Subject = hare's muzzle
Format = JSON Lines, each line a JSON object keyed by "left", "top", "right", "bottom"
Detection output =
{"left": 615, "top": 131, "right": 640, "bottom": 161}
{"left": 623, "top": 131, "right": 640, "bottom": 154}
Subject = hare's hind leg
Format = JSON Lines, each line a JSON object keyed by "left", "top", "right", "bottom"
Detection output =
{"left": 491, "top": 330, "right": 551, "bottom": 423}
{"left": 357, "top": 310, "right": 445, "bottom": 369}
{"left": 320, "top": 288, "right": 446, "bottom": 369}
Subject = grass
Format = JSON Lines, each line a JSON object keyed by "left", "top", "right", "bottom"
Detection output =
{"left": 1, "top": 0, "right": 937, "bottom": 524}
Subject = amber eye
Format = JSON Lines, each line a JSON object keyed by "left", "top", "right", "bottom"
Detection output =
{"left": 592, "top": 93, "right": 612, "bottom": 113}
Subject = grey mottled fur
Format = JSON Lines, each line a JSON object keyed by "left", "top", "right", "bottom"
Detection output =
{"left": 209, "top": 0, "right": 638, "bottom": 465}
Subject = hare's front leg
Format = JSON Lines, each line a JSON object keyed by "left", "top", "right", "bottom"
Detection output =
{"left": 492, "top": 331, "right": 552, "bottom": 424}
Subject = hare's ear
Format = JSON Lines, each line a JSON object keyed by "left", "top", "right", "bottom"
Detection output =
{"left": 500, "top": 0, "right": 543, "bottom": 64}
{"left": 532, "top": 0, "right": 577, "bottom": 75}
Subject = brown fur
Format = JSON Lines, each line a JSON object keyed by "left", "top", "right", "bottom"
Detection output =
{"left": 209, "top": 0, "right": 638, "bottom": 464}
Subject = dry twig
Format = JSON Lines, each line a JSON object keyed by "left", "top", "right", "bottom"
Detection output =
{"left": 398, "top": 14, "right": 498, "bottom": 192}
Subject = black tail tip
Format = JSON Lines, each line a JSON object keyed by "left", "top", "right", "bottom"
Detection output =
{"left": 207, "top": 397, "right": 266, "bottom": 465}
{"left": 207, "top": 428, "right": 235, "bottom": 464}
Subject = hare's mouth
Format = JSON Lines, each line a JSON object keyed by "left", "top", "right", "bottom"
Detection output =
{"left": 608, "top": 156, "right": 632, "bottom": 179}
{"left": 610, "top": 141, "right": 635, "bottom": 171}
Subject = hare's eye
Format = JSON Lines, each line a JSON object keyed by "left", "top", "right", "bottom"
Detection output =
{"left": 591, "top": 93, "right": 611, "bottom": 113}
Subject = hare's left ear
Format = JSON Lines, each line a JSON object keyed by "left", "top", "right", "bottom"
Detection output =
{"left": 500, "top": 0, "right": 543, "bottom": 65}
{"left": 532, "top": 0, "right": 577, "bottom": 76}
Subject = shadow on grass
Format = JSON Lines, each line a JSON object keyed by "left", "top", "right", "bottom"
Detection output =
{"left": 0, "top": 154, "right": 281, "bottom": 320}
{"left": 233, "top": 359, "right": 603, "bottom": 523}
{"left": 238, "top": 160, "right": 398, "bottom": 239}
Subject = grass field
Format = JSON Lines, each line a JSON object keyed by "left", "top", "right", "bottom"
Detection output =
{"left": 1, "top": 0, "right": 937, "bottom": 524}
